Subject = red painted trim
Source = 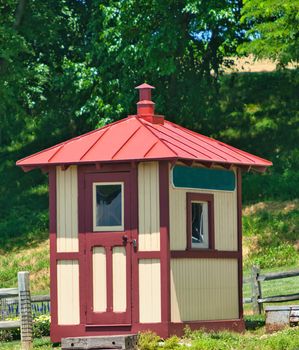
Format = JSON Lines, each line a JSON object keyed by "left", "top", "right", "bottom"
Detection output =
{"left": 49, "top": 168, "right": 58, "bottom": 333}
{"left": 78, "top": 167, "right": 87, "bottom": 326}
{"left": 237, "top": 168, "right": 244, "bottom": 319}
{"left": 106, "top": 247, "right": 113, "bottom": 312}
{"left": 79, "top": 162, "right": 133, "bottom": 174}
{"left": 171, "top": 250, "right": 240, "bottom": 259}
{"left": 130, "top": 167, "right": 139, "bottom": 326}
{"left": 169, "top": 319, "right": 245, "bottom": 336}
{"left": 55, "top": 252, "right": 80, "bottom": 260}
{"left": 137, "top": 251, "right": 161, "bottom": 259}
{"left": 186, "top": 192, "right": 215, "bottom": 250}
{"left": 85, "top": 323, "right": 131, "bottom": 328}
{"left": 132, "top": 323, "right": 169, "bottom": 338}
{"left": 159, "top": 161, "right": 170, "bottom": 336}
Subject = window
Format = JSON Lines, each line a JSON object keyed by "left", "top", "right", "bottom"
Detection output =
{"left": 93, "top": 182, "right": 124, "bottom": 231}
{"left": 187, "top": 193, "right": 214, "bottom": 250}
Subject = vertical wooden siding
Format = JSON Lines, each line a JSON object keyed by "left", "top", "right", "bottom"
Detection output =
{"left": 170, "top": 259, "right": 238, "bottom": 322}
{"left": 138, "top": 162, "right": 160, "bottom": 251}
{"left": 112, "top": 247, "right": 127, "bottom": 312}
{"left": 56, "top": 166, "right": 79, "bottom": 252}
{"left": 92, "top": 247, "right": 107, "bottom": 312}
{"left": 169, "top": 171, "right": 238, "bottom": 251}
{"left": 57, "top": 260, "right": 80, "bottom": 325}
{"left": 139, "top": 259, "right": 161, "bottom": 323}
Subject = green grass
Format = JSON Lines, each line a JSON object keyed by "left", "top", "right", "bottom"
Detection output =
{"left": 137, "top": 327, "right": 299, "bottom": 350}
{"left": 1, "top": 325, "right": 299, "bottom": 350}
{"left": 242, "top": 200, "right": 299, "bottom": 270}
{"left": 0, "top": 337, "right": 54, "bottom": 349}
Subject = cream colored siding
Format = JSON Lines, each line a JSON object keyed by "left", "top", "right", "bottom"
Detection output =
{"left": 112, "top": 247, "right": 127, "bottom": 312}
{"left": 138, "top": 162, "right": 160, "bottom": 251}
{"left": 139, "top": 259, "right": 161, "bottom": 323}
{"left": 56, "top": 166, "right": 78, "bottom": 252}
{"left": 171, "top": 259, "right": 238, "bottom": 322}
{"left": 169, "top": 170, "right": 238, "bottom": 251}
{"left": 93, "top": 247, "right": 107, "bottom": 312}
{"left": 57, "top": 260, "right": 80, "bottom": 325}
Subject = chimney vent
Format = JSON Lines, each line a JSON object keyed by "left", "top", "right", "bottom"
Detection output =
{"left": 135, "top": 83, "right": 155, "bottom": 115}
{"left": 134, "top": 83, "right": 164, "bottom": 124}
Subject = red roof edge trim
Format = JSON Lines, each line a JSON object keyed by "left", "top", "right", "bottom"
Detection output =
{"left": 16, "top": 116, "right": 132, "bottom": 167}
{"left": 165, "top": 119, "right": 272, "bottom": 166}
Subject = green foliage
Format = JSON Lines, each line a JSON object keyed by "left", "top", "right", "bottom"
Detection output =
{"left": 33, "top": 315, "right": 50, "bottom": 338}
{"left": 217, "top": 70, "right": 299, "bottom": 203}
{"left": 243, "top": 200, "right": 299, "bottom": 269}
{"left": 0, "top": 314, "right": 50, "bottom": 343}
{"left": 239, "top": 0, "right": 299, "bottom": 65}
{"left": 247, "top": 243, "right": 297, "bottom": 269}
{"left": 0, "top": 319, "right": 20, "bottom": 342}
{"left": 138, "top": 331, "right": 160, "bottom": 350}
{"left": 163, "top": 336, "right": 180, "bottom": 350}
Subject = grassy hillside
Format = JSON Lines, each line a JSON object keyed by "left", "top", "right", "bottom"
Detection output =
{"left": 0, "top": 199, "right": 298, "bottom": 292}
{"left": 243, "top": 200, "right": 299, "bottom": 270}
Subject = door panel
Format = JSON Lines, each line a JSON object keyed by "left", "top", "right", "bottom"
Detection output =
{"left": 92, "top": 247, "right": 107, "bottom": 312}
{"left": 84, "top": 172, "right": 132, "bottom": 325}
{"left": 112, "top": 246, "right": 127, "bottom": 312}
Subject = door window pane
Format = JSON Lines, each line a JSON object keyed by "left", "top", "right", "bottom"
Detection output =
{"left": 94, "top": 183, "right": 123, "bottom": 230}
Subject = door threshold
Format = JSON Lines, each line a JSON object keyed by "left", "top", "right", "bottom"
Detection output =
{"left": 85, "top": 323, "right": 131, "bottom": 328}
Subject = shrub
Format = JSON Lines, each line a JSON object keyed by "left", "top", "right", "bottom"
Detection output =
{"left": 0, "top": 314, "right": 50, "bottom": 342}
{"left": 138, "top": 331, "right": 160, "bottom": 350}
{"left": 33, "top": 314, "right": 50, "bottom": 338}
{"left": 0, "top": 318, "right": 20, "bottom": 342}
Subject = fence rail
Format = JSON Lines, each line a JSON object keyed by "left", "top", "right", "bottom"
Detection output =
{"left": 243, "top": 266, "right": 299, "bottom": 314}
{"left": 0, "top": 288, "right": 19, "bottom": 298}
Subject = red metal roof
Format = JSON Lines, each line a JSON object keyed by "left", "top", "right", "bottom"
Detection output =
{"left": 17, "top": 84, "right": 272, "bottom": 172}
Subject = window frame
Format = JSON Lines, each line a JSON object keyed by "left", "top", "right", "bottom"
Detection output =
{"left": 186, "top": 193, "right": 215, "bottom": 250}
{"left": 93, "top": 182, "right": 124, "bottom": 232}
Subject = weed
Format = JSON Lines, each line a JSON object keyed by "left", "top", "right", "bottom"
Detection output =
{"left": 138, "top": 331, "right": 160, "bottom": 350}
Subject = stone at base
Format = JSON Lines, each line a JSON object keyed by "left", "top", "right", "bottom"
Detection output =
{"left": 61, "top": 334, "right": 138, "bottom": 350}
{"left": 265, "top": 305, "right": 299, "bottom": 331}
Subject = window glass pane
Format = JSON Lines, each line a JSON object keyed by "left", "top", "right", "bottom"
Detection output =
{"left": 95, "top": 184, "right": 122, "bottom": 227}
{"left": 191, "top": 202, "right": 208, "bottom": 247}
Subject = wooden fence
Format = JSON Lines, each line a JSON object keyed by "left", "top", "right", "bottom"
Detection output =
{"left": 0, "top": 272, "right": 50, "bottom": 350}
{"left": 243, "top": 266, "right": 299, "bottom": 314}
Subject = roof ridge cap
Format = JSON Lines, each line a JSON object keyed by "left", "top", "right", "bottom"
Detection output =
{"left": 134, "top": 116, "right": 178, "bottom": 157}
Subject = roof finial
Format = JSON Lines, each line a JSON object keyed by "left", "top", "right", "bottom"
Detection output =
{"left": 135, "top": 83, "right": 155, "bottom": 115}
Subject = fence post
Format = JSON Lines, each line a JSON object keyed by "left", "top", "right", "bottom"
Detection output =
{"left": 18, "top": 272, "right": 32, "bottom": 350}
{"left": 251, "top": 265, "right": 263, "bottom": 314}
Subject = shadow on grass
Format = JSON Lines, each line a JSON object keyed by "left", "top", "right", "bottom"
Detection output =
{"left": 244, "top": 315, "right": 266, "bottom": 330}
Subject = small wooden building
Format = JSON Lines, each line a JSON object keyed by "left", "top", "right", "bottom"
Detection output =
{"left": 17, "top": 84, "right": 271, "bottom": 342}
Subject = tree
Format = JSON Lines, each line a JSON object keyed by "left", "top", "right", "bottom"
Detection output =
{"left": 238, "top": 0, "right": 299, "bottom": 65}
{"left": 87, "top": 0, "right": 245, "bottom": 133}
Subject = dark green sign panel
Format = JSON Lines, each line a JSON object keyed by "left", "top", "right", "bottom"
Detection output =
{"left": 172, "top": 165, "right": 235, "bottom": 191}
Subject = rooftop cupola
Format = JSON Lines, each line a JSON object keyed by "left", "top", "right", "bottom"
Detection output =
{"left": 135, "top": 83, "right": 164, "bottom": 124}
{"left": 135, "top": 83, "right": 155, "bottom": 115}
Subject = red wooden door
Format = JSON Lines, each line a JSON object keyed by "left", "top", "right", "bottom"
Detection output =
{"left": 84, "top": 172, "right": 132, "bottom": 325}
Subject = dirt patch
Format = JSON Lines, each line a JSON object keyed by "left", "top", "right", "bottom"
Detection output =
{"left": 243, "top": 200, "right": 299, "bottom": 216}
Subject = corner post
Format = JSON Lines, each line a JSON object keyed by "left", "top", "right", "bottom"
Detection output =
{"left": 18, "top": 271, "right": 32, "bottom": 350}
